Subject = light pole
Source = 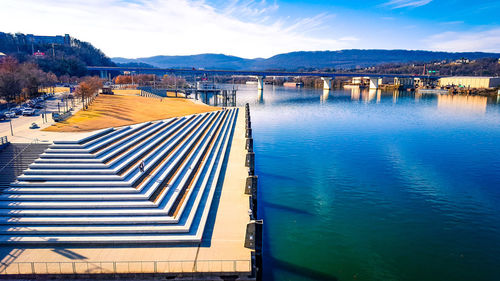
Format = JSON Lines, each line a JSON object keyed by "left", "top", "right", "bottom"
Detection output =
{"left": 9, "top": 117, "right": 13, "bottom": 136}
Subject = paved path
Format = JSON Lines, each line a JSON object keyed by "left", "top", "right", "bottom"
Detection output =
{"left": 0, "top": 93, "right": 95, "bottom": 143}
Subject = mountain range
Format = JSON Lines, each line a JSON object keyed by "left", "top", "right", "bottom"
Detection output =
{"left": 112, "top": 50, "right": 500, "bottom": 71}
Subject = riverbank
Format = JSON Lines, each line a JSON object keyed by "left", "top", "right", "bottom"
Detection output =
{"left": 44, "top": 93, "right": 220, "bottom": 132}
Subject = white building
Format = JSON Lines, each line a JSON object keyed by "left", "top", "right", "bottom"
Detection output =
{"left": 438, "top": 77, "right": 500, "bottom": 89}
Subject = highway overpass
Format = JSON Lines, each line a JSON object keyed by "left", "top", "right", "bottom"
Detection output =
{"left": 88, "top": 66, "right": 441, "bottom": 90}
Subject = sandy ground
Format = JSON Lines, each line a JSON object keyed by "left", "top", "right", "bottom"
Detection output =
{"left": 44, "top": 94, "right": 220, "bottom": 132}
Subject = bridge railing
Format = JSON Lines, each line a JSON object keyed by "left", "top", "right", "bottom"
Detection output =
{"left": 0, "top": 259, "right": 252, "bottom": 275}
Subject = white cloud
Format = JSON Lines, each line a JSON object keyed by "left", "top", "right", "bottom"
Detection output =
{"left": 384, "top": 0, "right": 432, "bottom": 9}
{"left": 223, "top": 0, "right": 279, "bottom": 19}
{"left": 0, "top": 0, "right": 348, "bottom": 58}
{"left": 425, "top": 28, "right": 500, "bottom": 53}
{"left": 339, "top": 37, "right": 359, "bottom": 42}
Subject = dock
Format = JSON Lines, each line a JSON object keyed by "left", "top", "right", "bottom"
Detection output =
{"left": 138, "top": 85, "right": 237, "bottom": 107}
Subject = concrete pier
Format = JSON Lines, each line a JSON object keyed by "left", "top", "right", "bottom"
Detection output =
{"left": 321, "top": 77, "right": 332, "bottom": 90}
{"left": 369, "top": 77, "right": 380, "bottom": 89}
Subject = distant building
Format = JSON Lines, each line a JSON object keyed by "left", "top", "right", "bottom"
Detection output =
{"left": 450, "top": 58, "right": 472, "bottom": 65}
{"left": 439, "top": 77, "right": 500, "bottom": 89}
{"left": 33, "top": 50, "right": 45, "bottom": 57}
{"left": 394, "top": 77, "right": 415, "bottom": 89}
{"left": 351, "top": 77, "right": 363, "bottom": 85}
{"left": 26, "top": 34, "right": 70, "bottom": 46}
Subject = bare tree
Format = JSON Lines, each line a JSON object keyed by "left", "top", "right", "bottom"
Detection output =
{"left": 75, "top": 76, "right": 103, "bottom": 110}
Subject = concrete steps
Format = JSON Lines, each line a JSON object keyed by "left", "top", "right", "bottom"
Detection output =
{"left": 0, "top": 143, "right": 50, "bottom": 190}
{"left": 0, "top": 108, "right": 238, "bottom": 244}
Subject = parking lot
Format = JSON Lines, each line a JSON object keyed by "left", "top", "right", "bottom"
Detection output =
{"left": 0, "top": 92, "right": 85, "bottom": 142}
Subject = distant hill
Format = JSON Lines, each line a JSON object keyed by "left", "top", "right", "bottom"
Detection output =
{"left": 115, "top": 61, "right": 156, "bottom": 68}
{"left": 113, "top": 54, "right": 257, "bottom": 70}
{"left": 0, "top": 32, "right": 115, "bottom": 76}
{"left": 114, "top": 50, "right": 500, "bottom": 71}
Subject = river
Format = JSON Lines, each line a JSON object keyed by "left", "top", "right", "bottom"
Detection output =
{"left": 222, "top": 84, "right": 500, "bottom": 281}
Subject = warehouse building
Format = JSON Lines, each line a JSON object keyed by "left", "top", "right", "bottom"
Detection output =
{"left": 439, "top": 77, "right": 500, "bottom": 89}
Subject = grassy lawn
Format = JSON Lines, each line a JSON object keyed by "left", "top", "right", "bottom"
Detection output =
{"left": 44, "top": 93, "right": 219, "bottom": 132}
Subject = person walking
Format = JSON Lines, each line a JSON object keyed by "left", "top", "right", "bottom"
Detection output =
{"left": 139, "top": 160, "right": 145, "bottom": 173}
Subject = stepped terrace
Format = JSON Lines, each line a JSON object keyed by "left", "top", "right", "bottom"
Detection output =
{"left": 0, "top": 107, "right": 254, "bottom": 279}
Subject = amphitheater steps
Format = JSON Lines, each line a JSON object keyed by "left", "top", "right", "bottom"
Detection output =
{"left": 0, "top": 108, "right": 239, "bottom": 245}
{"left": 0, "top": 143, "right": 50, "bottom": 190}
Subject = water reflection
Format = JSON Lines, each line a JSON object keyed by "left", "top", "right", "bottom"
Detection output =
{"left": 350, "top": 87, "right": 360, "bottom": 101}
{"left": 437, "top": 95, "right": 487, "bottom": 114}
{"left": 393, "top": 90, "right": 399, "bottom": 103}
{"left": 363, "top": 89, "right": 377, "bottom": 102}
{"left": 321, "top": 89, "right": 329, "bottom": 103}
{"left": 415, "top": 92, "right": 422, "bottom": 102}
{"left": 257, "top": 89, "right": 264, "bottom": 104}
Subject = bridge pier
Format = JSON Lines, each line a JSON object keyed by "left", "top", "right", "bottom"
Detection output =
{"left": 321, "top": 77, "right": 332, "bottom": 90}
{"left": 369, "top": 77, "right": 379, "bottom": 89}
{"left": 252, "top": 76, "right": 265, "bottom": 91}
{"left": 99, "top": 70, "right": 108, "bottom": 80}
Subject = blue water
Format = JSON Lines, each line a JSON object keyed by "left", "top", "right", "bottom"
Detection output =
{"left": 232, "top": 85, "right": 500, "bottom": 281}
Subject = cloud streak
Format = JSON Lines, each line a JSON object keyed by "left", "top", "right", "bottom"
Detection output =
{"left": 384, "top": 0, "right": 432, "bottom": 9}
{"left": 0, "top": 0, "right": 346, "bottom": 58}
{"left": 424, "top": 28, "right": 500, "bottom": 53}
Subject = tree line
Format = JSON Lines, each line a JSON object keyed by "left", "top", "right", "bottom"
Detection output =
{"left": 114, "top": 74, "right": 188, "bottom": 88}
{"left": 0, "top": 56, "right": 104, "bottom": 107}
{"left": 74, "top": 76, "right": 103, "bottom": 110}
{"left": 0, "top": 56, "right": 57, "bottom": 103}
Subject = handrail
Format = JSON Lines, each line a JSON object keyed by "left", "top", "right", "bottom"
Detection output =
{"left": 0, "top": 136, "right": 8, "bottom": 147}
{"left": 0, "top": 259, "right": 251, "bottom": 275}
{"left": 0, "top": 139, "right": 39, "bottom": 174}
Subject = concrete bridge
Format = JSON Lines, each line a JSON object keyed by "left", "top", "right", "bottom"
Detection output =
{"left": 88, "top": 66, "right": 441, "bottom": 90}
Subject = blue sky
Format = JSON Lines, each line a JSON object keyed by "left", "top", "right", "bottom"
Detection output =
{"left": 0, "top": 0, "right": 499, "bottom": 58}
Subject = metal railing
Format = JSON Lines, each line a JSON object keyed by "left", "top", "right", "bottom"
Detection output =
{"left": 0, "top": 138, "right": 38, "bottom": 174}
{"left": 0, "top": 259, "right": 252, "bottom": 275}
{"left": 0, "top": 136, "right": 8, "bottom": 147}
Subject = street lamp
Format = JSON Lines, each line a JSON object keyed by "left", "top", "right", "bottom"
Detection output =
{"left": 9, "top": 117, "right": 13, "bottom": 136}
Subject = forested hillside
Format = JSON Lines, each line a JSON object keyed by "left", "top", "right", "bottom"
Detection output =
{"left": 0, "top": 32, "right": 115, "bottom": 77}
{"left": 114, "top": 50, "right": 500, "bottom": 71}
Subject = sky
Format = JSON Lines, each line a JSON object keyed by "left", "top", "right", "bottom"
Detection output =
{"left": 0, "top": 0, "right": 499, "bottom": 59}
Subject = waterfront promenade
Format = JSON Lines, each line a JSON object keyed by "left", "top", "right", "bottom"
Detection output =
{"left": 0, "top": 94, "right": 253, "bottom": 278}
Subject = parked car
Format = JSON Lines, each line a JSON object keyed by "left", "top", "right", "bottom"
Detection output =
{"left": 22, "top": 108, "right": 36, "bottom": 116}
{"left": 0, "top": 113, "right": 6, "bottom": 120}
{"left": 12, "top": 107, "right": 23, "bottom": 115}
{"left": 5, "top": 111, "right": 16, "bottom": 118}
{"left": 34, "top": 103, "right": 44, "bottom": 109}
